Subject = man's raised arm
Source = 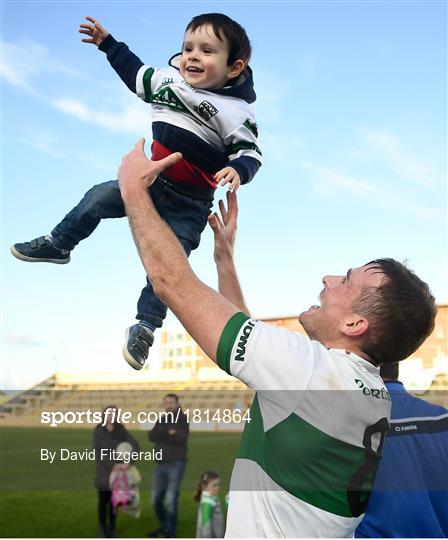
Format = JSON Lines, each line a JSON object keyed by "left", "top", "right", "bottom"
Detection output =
{"left": 118, "top": 139, "right": 241, "bottom": 362}
{"left": 208, "top": 191, "right": 250, "bottom": 316}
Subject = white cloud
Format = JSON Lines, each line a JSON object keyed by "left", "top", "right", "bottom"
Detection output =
{"left": 3, "top": 331, "right": 42, "bottom": 347}
{"left": 299, "top": 159, "right": 441, "bottom": 221}
{"left": 261, "top": 132, "right": 303, "bottom": 167}
{"left": 2, "top": 38, "right": 150, "bottom": 136}
{"left": 78, "top": 152, "right": 116, "bottom": 172}
{"left": 51, "top": 97, "right": 149, "bottom": 135}
{"left": 254, "top": 67, "right": 289, "bottom": 124}
{"left": 300, "top": 161, "right": 375, "bottom": 195}
{"left": 359, "top": 128, "right": 440, "bottom": 190}
{"left": 260, "top": 125, "right": 443, "bottom": 222}
{"left": 52, "top": 98, "right": 90, "bottom": 121}
{"left": 15, "top": 131, "right": 66, "bottom": 159}
{"left": 12, "top": 130, "right": 116, "bottom": 167}
{"left": 1, "top": 39, "right": 86, "bottom": 90}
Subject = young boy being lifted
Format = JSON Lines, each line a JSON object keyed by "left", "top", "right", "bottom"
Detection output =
{"left": 11, "top": 13, "right": 262, "bottom": 370}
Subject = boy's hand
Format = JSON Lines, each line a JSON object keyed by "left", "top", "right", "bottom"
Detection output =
{"left": 79, "top": 16, "right": 109, "bottom": 46}
{"left": 214, "top": 166, "right": 241, "bottom": 192}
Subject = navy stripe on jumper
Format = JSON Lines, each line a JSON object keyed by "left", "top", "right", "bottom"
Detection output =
{"left": 152, "top": 122, "right": 228, "bottom": 174}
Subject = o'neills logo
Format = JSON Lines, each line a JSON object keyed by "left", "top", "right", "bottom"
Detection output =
{"left": 235, "top": 321, "right": 255, "bottom": 361}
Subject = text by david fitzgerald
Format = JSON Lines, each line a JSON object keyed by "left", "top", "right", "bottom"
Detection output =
{"left": 41, "top": 448, "right": 162, "bottom": 464}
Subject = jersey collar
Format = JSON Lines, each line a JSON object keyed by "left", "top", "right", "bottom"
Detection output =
{"left": 330, "top": 348, "right": 381, "bottom": 374}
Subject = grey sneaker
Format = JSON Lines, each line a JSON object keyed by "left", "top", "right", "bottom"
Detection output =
{"left": 11, "top": 235, "right": 70, "bottom": 264}
{"left": 123, "top": 323, "right": 154, "bottom": 370}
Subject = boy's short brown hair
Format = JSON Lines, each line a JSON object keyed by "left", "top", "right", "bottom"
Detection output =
{"left": 186, "top": 13, "right": 252, "bottom": 66}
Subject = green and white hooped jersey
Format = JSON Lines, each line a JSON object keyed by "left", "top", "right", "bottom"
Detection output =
{"left": 217, "top": 313, "right": 391, "bottom": 538}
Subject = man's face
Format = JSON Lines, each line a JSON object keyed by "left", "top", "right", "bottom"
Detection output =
{"left": 299, "top": 264, "right": 386, "bottom": 344}
{"left": 179, "top": 24, "right": 235, "bottom": 89}
{"left": 163, "top": 396, "right": 179, "bottom": 413}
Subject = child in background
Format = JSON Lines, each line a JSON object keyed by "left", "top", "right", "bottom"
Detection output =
{"left": 11, "top": 13, "right": 261, "bottom": 372}
{"left": 194, "top": 471, "right": 225, "bottom": 538}
{"left": 109, "top": 441, "right": 142, "bottom": 519}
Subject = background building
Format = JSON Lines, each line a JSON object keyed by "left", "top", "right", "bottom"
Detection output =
{"left": 158, "top": 308, "right": 447, "bottom": 388}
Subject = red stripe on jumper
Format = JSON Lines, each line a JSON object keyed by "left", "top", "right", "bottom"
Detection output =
{"left": 151, "top": 141, "right": 218, "bottom": 189}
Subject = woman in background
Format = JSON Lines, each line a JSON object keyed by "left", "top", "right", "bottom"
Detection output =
{"left": 93, "top": 405, "right": 139, "bottom": 538}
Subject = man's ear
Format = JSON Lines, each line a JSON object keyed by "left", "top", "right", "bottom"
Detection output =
{"left": 340, "top": 315, "right": 369, "bottom": 337}
{"left": 227, "top": 59, "right": 245, "bottom": 80}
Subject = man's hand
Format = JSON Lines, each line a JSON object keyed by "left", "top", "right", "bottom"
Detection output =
{"left": 214, "top": 166, "right": 241, "bottom": 192}
{"left": 208, "top": 190, "right": 238, "bottom": 263}
{"left": 79, "top": 16, "right": 110, "bottom": 46}
{"left": 118, "top": 138, "right": 182, "bottom": 198}
{"left": 208, "top": 191, "right": 250, "bottom": 315}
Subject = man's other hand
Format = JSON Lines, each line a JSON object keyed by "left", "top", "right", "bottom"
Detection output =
{"left": 208, "top": 190, "right": 238, "bottom": 263}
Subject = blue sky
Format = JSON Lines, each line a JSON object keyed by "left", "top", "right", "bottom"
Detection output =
{"left": 2, "top": 1, "right": 446, "bottom": 389}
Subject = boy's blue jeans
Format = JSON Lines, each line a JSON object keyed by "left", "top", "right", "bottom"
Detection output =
{"left": 51, "top": 178, "right": 212, "bottom": 328}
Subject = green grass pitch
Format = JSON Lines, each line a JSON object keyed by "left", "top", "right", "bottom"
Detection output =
{"left": 0, "top": 427, "right": 242, "bottom": 537}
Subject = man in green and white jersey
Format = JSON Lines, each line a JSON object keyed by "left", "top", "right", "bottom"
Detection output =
{"left": 217, "top": 314, "right": 390, "bottom": 536}
{"left": 117, "top": 142, "right": 437, "bottom": 538}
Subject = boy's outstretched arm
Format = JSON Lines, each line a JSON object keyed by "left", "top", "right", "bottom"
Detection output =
{"left": 118, "top": 140, "right": 241, "bottom": 362}
{"left": 79, "top": 16, "right": 145, "bottom": 95}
